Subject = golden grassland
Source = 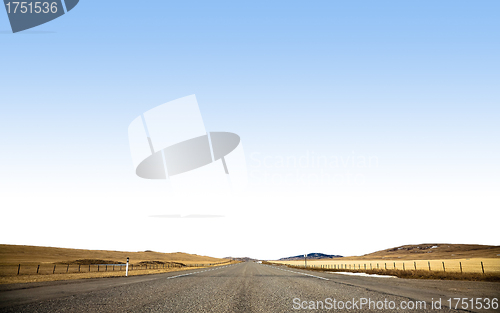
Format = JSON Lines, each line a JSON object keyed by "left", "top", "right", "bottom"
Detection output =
{"left": 0, "top": 244, "right": 233, "bottom": 285}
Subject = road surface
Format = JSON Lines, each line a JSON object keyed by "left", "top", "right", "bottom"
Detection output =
{"left": 0, "top": 262, "right": 498, "bottom": 312}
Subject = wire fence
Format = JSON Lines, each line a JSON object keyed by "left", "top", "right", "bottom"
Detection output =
{"left": 281, "top": 259, "right": 498, "bottom": 274}
{"left": 0, "top": 260, "right": 232, "bottom": 277}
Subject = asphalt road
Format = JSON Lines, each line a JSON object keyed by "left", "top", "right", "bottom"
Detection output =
{"left": 0, "top": 262, "right": 498, "bottom": 312}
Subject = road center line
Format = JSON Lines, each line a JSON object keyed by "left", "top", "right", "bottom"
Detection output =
{"left": 262, "top": 264, "right": 329, "bottom": 281}
{"left": 164, "top": 264, "right": 234, "bottom": 280}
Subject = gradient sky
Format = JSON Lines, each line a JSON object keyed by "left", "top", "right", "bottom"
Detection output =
{"left": 1, "top": 1, "right": 499, "bottom": 260}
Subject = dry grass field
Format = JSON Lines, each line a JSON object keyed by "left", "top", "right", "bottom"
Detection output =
{"left": 273, "top": 258, "right": 500, "bottom": 274}
{"left": 273, "top": 244, "right": 500, "bottom": 280}
{"left": 0, "top": 244, "right": 232, "bottom": 285}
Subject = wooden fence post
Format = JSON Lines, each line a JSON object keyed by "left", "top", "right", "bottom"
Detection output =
{"left": 459, "top": 262, "right": 462, "bottom": 274}
{"left": 37, "top": 264, "right": 40, "bottom": 274}
{"left": 385, "top": 263, "right": 387, "bottom": 270}
{"left": 403, "top": 263, "right": 405, "bottom": 271}
{"left": 414, "top": 262, "right": 416, "bottom": 271}
{"left": 53, "top": 265, "right": 56, "bottom": 274}
{"left": 481, "top": 261, "right": 484, "bottom": 274}
{"left": 428, "top": 261, "right": 431, "bottom": 271}
{"left": 17, "top": 264, "right": 20, "bottom": 275}
{"left": 394, "top": 262, "right": 396, "bottom": 269}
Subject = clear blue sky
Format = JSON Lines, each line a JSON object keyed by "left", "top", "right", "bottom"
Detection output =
{"left": 1, "top": 1, "right": 499, "bottom": 259}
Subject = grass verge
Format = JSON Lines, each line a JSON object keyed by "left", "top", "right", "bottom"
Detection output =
{"left": 0, "top": 262, "right": 236, "bottom": 285}
{"left": 279, "top": 264, "right": 500, "bottom": 282}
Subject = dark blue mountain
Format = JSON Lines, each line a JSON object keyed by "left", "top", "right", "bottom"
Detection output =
{"left": 279, "top": 253, "right": 343, "bottom": 261}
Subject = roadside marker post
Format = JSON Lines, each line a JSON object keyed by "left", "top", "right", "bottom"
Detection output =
{"left": 126, "top": 257, "right": 130, "bottom": 277}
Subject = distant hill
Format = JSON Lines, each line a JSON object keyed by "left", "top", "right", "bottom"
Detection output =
{"left": 343, "top": 243, "right": 500, "bottom": 260}
{"left": 225, "top": 257, "right": 256, "bottom": 262}
{"left": 279, "top": 253, "right": 343, "bottom": 261}
{"left": 0, "top": 244, "right": 228, "bottom": 265}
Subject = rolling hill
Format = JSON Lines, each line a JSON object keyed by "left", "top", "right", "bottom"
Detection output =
{"left": 351, "top": 243, "right": 500, "bottom": 260}
{"left": 0, "top": 244, "right": 228, "bottom": 265}
{"left": 279, "top": 253, "right": 343, "bottom": 261}
{"left": 275, "top": 244, "right": 500, "bottom": 261}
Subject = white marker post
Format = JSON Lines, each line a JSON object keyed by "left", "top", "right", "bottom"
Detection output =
{"left": 125, "top": 257, "right": 129, "bottom": 277}
{"left": 304, "top": 254, "right": 307, "bottom": 268}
